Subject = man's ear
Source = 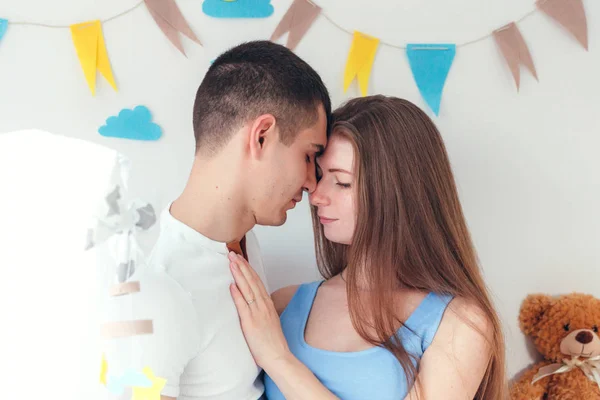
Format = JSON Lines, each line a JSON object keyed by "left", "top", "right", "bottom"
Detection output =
{"left": 248, "top": 114, "right": 277, "bottom": 160}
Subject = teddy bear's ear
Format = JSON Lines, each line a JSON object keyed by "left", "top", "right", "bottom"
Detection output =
{"left": 519, "top": 294, "right": 553, "bottom": 336}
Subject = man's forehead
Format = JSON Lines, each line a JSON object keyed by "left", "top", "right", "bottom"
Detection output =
{"left": 297, "top": 106, "right": 328, "bottom": 148}
{"left": 310, "top": 115, "right": 328, "bottom": 146}
{"left": 296, "top": 123, "right": 326, "bottom": 148}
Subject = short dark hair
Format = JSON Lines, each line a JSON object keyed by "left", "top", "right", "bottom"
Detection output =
{"left": 192, "top": 40, "right": 331, "bottom": 155}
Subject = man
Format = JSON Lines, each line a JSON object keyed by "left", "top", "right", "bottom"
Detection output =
{"left": 102, "top": 40, "right": 330, "bottom": 400}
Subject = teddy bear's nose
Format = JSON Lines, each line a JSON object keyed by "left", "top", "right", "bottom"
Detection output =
{"left": 576, "top": 331, "right": 594, "bottom": 344}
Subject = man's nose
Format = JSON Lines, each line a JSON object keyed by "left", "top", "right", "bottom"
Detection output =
{"left": 303, "top": 168, "right": 317, "bottom": 194}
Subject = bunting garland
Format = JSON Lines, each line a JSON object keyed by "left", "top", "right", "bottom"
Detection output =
{"left": 493, "top": 23, "right": 538, "bottom": 91}
{"left": 70, "top": 21, "right": 118, "bottom": 95}
{"left": 536, "top": 0, "right": 589, "bottom": 50}
{"left": 0, "top": 19, "right": 7, "bottom": 43}
{"left": 1, "top": 0, "right": 594, "bottom": 114}
{"left": 144, "top": 0, "right": 202, "bottom": 56}
{"left": 406, "top": 44, "right": 456, "bottom": 116}
{"left": 270, "top": 0, "right": 321, "bottom": 51}
{"left": 343, "top": 32, "right": 380, "bottom": 97}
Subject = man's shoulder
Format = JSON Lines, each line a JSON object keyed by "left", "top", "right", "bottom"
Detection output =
{"left": 135, "top": 268, "right": 189, "bottom": 296}
{"left": 104, "top": 268, "right": 195, "bottom": 320}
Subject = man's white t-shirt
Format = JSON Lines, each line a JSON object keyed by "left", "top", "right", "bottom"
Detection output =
{"left": 102, "top": 203, "right": 270, "bottom": 399}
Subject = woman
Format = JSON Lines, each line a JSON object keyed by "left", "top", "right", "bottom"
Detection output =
{"left": 228, "top": 95, "right": 507, "bottom": 399}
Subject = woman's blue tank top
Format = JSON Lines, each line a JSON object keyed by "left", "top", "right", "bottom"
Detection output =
{"left": 264, "top": 280, "right": 453, "bottom": 399}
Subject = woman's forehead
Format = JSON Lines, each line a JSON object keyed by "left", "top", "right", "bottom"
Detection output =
{"left": 318, "top": 135, "right": 353, "bottom": 164}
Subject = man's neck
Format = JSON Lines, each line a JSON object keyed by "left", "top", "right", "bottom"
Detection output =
{"left": 170, "top": 159, "right": 254, "bottom": 243}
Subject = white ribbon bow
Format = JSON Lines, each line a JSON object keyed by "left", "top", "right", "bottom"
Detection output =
{"left": 85, "top": 155, "right": 156, "bottom": 283}
{"left": 532, "top": 356, "right": 600, "bottom": 390}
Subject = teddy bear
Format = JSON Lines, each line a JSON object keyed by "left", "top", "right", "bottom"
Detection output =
{"left": 510, "top": 293, "right": 600, "bottom": 399}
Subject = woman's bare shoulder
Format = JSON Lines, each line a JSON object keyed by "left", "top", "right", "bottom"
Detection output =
{"left": 270, "top": 285, "right": 301, "bottom": 315}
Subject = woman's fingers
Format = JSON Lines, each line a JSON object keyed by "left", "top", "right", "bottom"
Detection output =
{"left": 228, "top": 253, "right": 291, "bottom": 371}
{"left": 230, "top": 283, "right": 251, "bottom": 318}
{"left": 228, "top": 254, "right": 257, "bottom": 306}
{"left": 229, "top": 252, "right": 270, "bottom": 300}
{"left": 228, "top": 252, "right": 265, "bottom": 302}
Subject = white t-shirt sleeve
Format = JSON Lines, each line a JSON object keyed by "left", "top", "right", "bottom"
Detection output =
{"left": 100, "top": 269, "right": 201, "bottom": 398}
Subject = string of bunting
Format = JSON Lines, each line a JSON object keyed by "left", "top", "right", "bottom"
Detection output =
{"left": 0, "top": 0, "right": 592, "bottom": 115}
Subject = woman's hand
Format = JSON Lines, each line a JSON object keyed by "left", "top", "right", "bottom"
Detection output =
{"left": 229, "top": 252, "right": 340, "bottom": 400}
{"left": 228, "top": 252, "right": 291, "bottom": 372}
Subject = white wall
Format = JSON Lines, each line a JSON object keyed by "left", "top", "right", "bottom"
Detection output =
{"left": 1, "top": 0, "right": 599, "bottom": 380}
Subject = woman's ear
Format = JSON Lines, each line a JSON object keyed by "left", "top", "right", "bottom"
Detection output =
{"left": 248, "top": 114, "right": 277, "bottom": 160}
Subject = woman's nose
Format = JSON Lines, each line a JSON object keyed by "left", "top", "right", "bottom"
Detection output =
{"left": 309, "top": 183, "right": 329, "bottom": 206}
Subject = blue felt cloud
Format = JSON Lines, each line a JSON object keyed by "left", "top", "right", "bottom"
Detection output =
{"left": 202, "top": 0, "right": 274, "bottom": 18}
{"left": 99, "top": 106, "right": 162, "bottom": 141}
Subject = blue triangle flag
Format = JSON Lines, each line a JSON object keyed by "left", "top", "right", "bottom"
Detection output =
{"left": 0, "top": 19, "right": 7, "bottom": 42}
{"left": 406, "top": 44, "right": 456, "bottom": 116}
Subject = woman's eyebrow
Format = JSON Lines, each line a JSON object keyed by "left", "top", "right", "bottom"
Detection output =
{"left": 328, "top": 168, "right": 352, "bottom": 174}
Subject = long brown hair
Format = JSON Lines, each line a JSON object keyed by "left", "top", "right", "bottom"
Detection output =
{"left": 311, "top": 96, "right": 507, "bottom": 399}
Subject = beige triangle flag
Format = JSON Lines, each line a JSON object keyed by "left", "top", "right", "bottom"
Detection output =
{"left": 145, "top": 0, "right": 202, "bottom": 56}
{"left": 493, "top": 22, "right": 538, "bottom": 91}
{"left": 270, "top": 0, "right": 321, "bottom": 51}
{"left": 536, "top": 0, "right": 588, "bottom": 50}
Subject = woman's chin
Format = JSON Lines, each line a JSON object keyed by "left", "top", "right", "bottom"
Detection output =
{"left": 324, "top": 230, "right": 352, "bottom": 246}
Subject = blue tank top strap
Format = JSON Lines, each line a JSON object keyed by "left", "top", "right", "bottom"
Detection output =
{"left": 280, "top": 280, "right": 322, "bottom": 318}
{"left": 279, "top": 280, "right": 323, "bottom": 343}
{"left": 401, "top": 292, "right": 454, "bottom": 353}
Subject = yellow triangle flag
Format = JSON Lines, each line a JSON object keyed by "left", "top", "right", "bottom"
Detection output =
{"left": 70, "top": 20, "right": 117, "bottom": 95}
{"left": 99, "top": 353, "right": 108, "bottom": 386}
{"left": 132, "top": 367, "right": 167, "bottom": 400}
{"left": 343, "top": 31, "right": 379, "bottom": 97}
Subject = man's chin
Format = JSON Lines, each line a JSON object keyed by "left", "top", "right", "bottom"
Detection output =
{"left": 274, "top": 212, "right": 287, "bottom": 226}
{"left": 256, "top": 212, "right": 287, "bottom": 227}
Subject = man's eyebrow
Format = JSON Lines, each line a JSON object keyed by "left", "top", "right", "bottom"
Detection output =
{"left": 312, "top": 143, "right": 325, "bottom": 154}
